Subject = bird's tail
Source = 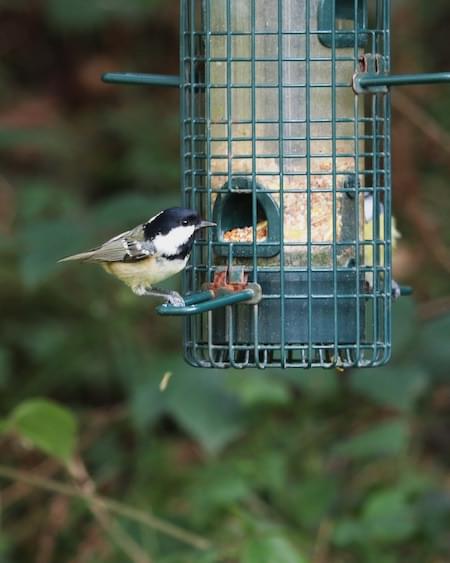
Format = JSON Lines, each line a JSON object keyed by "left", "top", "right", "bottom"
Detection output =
{"left": 58, "top": 251, "right": 95, "bottom": 263}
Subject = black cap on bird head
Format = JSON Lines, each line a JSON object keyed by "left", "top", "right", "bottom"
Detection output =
{"left": 143, "top": 207, "right": 215, "bottom": 240}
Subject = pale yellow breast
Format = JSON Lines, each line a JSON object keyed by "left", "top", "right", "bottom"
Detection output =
{"left": 102, "top": 256, "right": 188, "bottom": 291}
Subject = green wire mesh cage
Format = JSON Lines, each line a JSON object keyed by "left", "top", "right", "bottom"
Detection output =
{"left": 103, "top": 0, "right": 450, "bottom": 369}
{"left": 182, "top": 0, "right": 391, "bottom": 368}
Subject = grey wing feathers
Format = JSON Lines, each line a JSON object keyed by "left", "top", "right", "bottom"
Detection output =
{"left": 59, "top": 225, "right": 155, "bottom": 263}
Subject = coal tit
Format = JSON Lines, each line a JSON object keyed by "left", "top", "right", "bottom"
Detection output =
{"left": 59, "top": 207, "right": 215, "bottom": 306}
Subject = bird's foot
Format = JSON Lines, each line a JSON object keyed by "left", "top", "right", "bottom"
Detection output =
{"left": 139, "top": 286, "right": 186, "bottom": 307}
{"left": 165, "top": 291, "right": 185, "bottom": 307}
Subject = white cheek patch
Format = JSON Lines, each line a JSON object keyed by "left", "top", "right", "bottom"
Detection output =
{"left": 153, "top": 225, "right": 196, "bottom": 255}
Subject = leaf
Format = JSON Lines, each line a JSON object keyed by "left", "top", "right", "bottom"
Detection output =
{"left": 129, "top": 377, "right": 167, "bottom": 431}
{"left": 9, "top": 399, "right": 78, "bottom": 462}
{"left": 349, "top": 365, "right": 428, "bottom": 411}
{"left": 228, "top": 373, "right": 291, "bottom": 407}
{"left": 119, "top": 348, "right": 247, "bottom": 452}
{"left": 192, "top": 464, "right": 251, "bottom": 508}
{"left": 289, "top": 369, "right": 339, "bottom": 399}
{"left": 362, "top": 489, "right": 417, "bottom": 543}
{"left": 194, "top": 551, "right": 223, "bottom": 563}
{"left": 291, "top": 477, "right": 337, "bottom": 528}
{"left": 242, "top": 535, "right": 307, "bottom": 563}
{"left": 391, "top": 298, "right": 419, "bottom": 362}
{"left": 416, "top": 491, "right": 450, "bottom": 538}
{"left": 0, "top": 419, "right": 10, "bottom": 433}
{"left": 332, "top": 519, "right": 362, "bottom": 546}
{"left": 333, "top": 419, "right": 409, "bottom": 460}
{"left": 418, "top": 314, "right": 450, "bottom": 380}
{"left": 334, "top": 489, "right": 419, "bottom": 547}
{"left": 167, "top": 369, "right": 246, "bottom": 454}
{"left": 249, "top": 451, "right": 287, "bottom": 493}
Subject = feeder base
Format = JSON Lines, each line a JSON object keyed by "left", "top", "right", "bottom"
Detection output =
{"left": 211, "top": 270, "right": 366, "bottom": 345}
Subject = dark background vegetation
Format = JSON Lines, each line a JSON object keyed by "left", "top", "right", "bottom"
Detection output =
{"left": 0, "top": 1, "right": 449, "bottom": 562}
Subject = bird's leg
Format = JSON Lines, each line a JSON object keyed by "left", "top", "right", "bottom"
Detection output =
{"left": 142, "top": 287, "right": 186, "bottom": 307}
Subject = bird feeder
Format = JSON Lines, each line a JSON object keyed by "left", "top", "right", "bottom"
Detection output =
{"left": 103, "top": 0, "right": 450, "bottom": 368}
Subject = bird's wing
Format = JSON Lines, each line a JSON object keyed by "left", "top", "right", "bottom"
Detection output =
{"left": 59, "top": 225, "right": 155, "bottom": 263}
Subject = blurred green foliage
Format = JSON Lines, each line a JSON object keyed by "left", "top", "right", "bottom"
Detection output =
{"left": 0, "top": 1, "right": 449, "bottom": 562}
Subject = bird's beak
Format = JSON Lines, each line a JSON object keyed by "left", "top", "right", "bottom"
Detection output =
{"left": 196, "top": 220, "right": 216, "bottom": 230}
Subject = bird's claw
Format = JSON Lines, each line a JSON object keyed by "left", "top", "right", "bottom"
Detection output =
{"left": 166, "top": 292, "right": 186, "bottom": 307}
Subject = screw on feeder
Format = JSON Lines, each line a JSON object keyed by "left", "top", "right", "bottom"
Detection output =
{"left": 102, "top": 0, "right": 450, "bottom": 369}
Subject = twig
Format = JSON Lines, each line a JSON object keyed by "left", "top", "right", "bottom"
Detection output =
{"left": 0, "top": 464, "right": 210, "bottom": 551}
{"left": 1, "top": 457, "right": 58, "bottom": 508}
{"left": 312, "top": 518, "right": 334, "bottom": 563}
{"left": 70, "top": 521, "right": 111, "bottom": 563}
{"left": 36, "top": 495, "right": 70, "bottom": 563}
{"left": 66, "top": 456, "right": 152, "bottom": 563}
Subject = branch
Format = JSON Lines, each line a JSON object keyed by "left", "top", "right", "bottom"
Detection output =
{"left": 312, "top": 518, "right": 334, "bottom": 563}
{"left": 0, "top": 464, "right": 210, "bottom": 551}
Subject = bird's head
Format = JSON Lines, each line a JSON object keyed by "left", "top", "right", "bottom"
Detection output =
{"left": 144, "top": 207, "right": 215, "bottom": 259}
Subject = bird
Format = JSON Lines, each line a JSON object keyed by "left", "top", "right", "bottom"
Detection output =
{"left": 59, "top": 207, "right": 215, "bottom": 307}
{"left": 363, "top": 193, "right": 402, "bottom": 299}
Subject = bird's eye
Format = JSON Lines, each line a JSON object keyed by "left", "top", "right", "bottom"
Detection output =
{"left": 181, "top": 219, "right": 189, "bottom": 226}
